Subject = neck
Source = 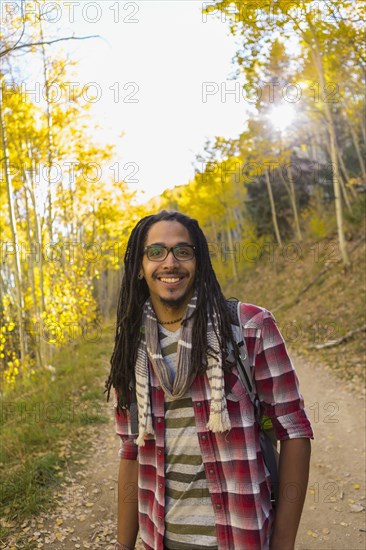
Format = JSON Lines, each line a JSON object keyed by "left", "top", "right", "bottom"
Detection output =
{"left": 150, "top": 299, "right": 188, "bottom": 326}
{"left": 157, "top": 315, "right": 183, "bottom": 325}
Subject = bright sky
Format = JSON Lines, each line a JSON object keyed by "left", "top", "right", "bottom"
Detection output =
{"left": 33, "top": 0, "right": 251, "bottom": 203}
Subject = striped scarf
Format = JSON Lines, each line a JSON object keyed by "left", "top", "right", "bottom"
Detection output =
{"left": 134, "top": 291, "right": 231, "bottom": 446}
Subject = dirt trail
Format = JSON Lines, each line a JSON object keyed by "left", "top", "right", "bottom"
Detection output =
{"left": 10, "top": 354, "right": 365, "bottom": 549}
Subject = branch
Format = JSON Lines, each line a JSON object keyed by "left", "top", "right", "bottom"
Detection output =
{"left": 0, "top": 35, "right": 99, "bottom": 58}
{"left": 9, "top": 0, "right": 26, "bottom": 56}
{"left": 309, "top": 325, "right": 366, "bottom": 349}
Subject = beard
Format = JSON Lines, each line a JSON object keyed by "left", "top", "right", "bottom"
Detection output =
{"left": 158, "top": 284, "right": 195, "bottom": 310}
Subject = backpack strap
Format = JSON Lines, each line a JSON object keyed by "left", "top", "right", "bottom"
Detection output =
{"left": 226, "top": 298, "right": 256, "bottom": 404}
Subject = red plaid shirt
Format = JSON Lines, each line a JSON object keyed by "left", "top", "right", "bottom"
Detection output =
{"left": 115, "top": 303, "right": 314, "bottom": 550}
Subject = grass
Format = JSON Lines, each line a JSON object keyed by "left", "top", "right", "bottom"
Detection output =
{"left": 0, "top": 319, "right": 115, "bottom": 541}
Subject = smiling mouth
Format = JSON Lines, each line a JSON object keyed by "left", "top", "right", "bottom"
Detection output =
{"left": 156, "top": 274, "right": 185, "bottom": 284}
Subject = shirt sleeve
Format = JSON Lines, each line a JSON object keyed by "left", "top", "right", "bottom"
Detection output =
{"left": 114, "top": 390, "right": 139, "bottom": 460}
{"left": 254, "top": 308, "right": 314, "bottom": 441}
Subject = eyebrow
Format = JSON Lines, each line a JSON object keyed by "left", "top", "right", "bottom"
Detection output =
{"left": 146, "top": 242, "right": 193, "bottom": 247}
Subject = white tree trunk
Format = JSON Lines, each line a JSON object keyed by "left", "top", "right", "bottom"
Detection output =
{"left": 265, "top": 170, "right": 282, "bottom": 248}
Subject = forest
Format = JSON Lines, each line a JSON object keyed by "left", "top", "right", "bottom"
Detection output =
{"left": 1, "top": 2, "right": 365, "bottom": 546}
{"left": 1, "top": 0, "right": 364, "bottom": 389}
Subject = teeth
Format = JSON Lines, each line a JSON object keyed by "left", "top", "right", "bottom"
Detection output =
{"left": 160, "top": 277, "right": 180, "bottom": 283}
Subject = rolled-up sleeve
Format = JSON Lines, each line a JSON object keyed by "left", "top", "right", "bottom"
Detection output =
{"left": 254, "top": 309, "right": 314, "bottom": 441}
{"left": 118, "top": 435, "right": 138, "bottom": 460}
{"left": 114, "top": 391, "right": 139, "bottom": 460}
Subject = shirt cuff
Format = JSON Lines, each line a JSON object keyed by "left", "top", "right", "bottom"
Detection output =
{"left": 118, "top": 435, "right": 138, "bottom": 460}
{"left": 272, "top": 408, "right": 314, "bottom": 440}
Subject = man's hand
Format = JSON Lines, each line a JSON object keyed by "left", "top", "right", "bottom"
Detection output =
{"left": 270, "top": 438, "right": 311, "bottom": 550}
{"left": 117, "top": 458, "right": 139, "bottom": 548}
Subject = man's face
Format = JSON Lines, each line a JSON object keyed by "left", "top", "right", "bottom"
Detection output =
{"left": 141, "top": 221, "right": 197, "bottom": 311}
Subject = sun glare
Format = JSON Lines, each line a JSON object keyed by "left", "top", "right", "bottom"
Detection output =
{"left": 268, "top": 104, "right": 296, "bottom": 132}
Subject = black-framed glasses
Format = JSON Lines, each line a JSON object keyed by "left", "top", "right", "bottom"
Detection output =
{"left": 143, "top": 244, "right": 196, "bottom": 262}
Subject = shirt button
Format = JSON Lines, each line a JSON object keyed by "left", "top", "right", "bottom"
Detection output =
{"left": 158, "top": 482, "right": 163, "bottom": 489}
{"left": 158, "top": 449, "right": 162, "bottom": 455}
{"left": 215, "top": 504, "right": 222, "bottom": 510}
{"left": 209, "top": 469, "right": 214, "bottom": 475}
{"left": 201, "top": 435, "right": 207, "bottom": 441}
{"left": 157, "top": 418, "right": 162, "bottom": 423}
{"left": 196, "top": 402, "right": 201, "bottom": 407}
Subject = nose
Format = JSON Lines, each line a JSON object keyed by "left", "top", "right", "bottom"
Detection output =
{"left": 162, "top": 249, "right": 180, "bottom": 268}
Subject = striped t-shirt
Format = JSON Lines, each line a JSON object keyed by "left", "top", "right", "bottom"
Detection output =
{"left": 158, "top": 324, "right": 218, "bottom": 550}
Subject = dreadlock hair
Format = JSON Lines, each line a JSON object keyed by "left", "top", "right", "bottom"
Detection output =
{"left": 105, "top": 210, "right": 242, "bottom": 412}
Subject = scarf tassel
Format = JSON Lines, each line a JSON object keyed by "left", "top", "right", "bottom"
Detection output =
{"left": 206, "top": 407, "right": 231, "bottom": 433}
{"left": 135, "top": 431, "right": 147, "bottom": 446}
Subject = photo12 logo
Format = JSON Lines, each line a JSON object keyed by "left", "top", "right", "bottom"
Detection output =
{"left": 0, "top": 159, "right": 140, "bottom": 189}
{"left": 201, "top": 2, "right": 323, "bottom": 25}
{"left": 1, "top": 1, "right": 140, "bottom": 24}
{"left": 2, "top": 80, "right": 140, "bottom": 105}
{"left": 202, "top": 81, "right": 340, "bottom": 104}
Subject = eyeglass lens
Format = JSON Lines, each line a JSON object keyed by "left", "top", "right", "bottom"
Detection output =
{"left": 147, "top": 245, "right": 194, "bottom": 261}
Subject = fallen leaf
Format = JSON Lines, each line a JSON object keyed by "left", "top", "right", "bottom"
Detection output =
{"left": 350, "top": 504, "right": 364, "bottom": 512}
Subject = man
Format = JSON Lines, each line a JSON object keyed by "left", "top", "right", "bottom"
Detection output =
{"left": 106, "top": 210, "right": 313, "bottom": 550}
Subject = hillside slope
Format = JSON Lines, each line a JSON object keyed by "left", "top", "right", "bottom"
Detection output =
{"left": 225, "top": 229, "right": 366, "bottom": 393}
